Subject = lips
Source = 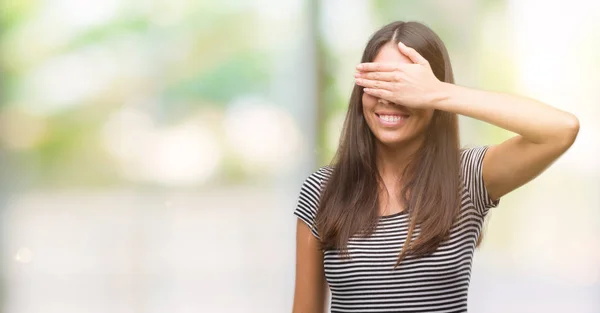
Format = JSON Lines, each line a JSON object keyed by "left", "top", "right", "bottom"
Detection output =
{"left": 375, "top": 112, "right": 410, "bottom": 127}
{"left": 377, "top": 114, "right": 408, "bottom": 121}
{"left": 375, "top": 111, "right": 410, "bottom": 117}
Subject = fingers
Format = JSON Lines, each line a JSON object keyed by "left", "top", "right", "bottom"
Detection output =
{"left": 354, "top": 71, "right": 401, "bottom": 82}
{"left": 355, "top": 78, "right": 393, "bottom": 90}
{"left": 397, "top": 42, "right": 429, "bottom": 65}
{"left": 363, "top": 88, "right": 393, "bottom": 100}
{"left": 356, "top": 62, "right": 399, "bottom": 72}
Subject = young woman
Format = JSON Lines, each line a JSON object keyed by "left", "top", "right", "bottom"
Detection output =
{"left": 292, "top": 21, "right": 579, "bottom": 313}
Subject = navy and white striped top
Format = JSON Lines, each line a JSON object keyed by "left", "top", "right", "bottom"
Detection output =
{"left": 294, "top": 146, "right": 499, "bottom": 313}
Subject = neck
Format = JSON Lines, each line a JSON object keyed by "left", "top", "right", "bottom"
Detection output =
{"left": 376, "top": 136, "right": 425, "bottom": 184}
{"left": 374, "top": 135, "right": 425, "bottom": 216}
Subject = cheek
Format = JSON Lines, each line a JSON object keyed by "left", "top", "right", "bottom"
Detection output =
{"left": 415, "top": 109, "right": 434, "bottom": 124}
{"left": 361, "top": 95, "right": 377, "bottom": 120}
{"left": 362, "top": 94, "right": 376, "bottom": 111}
{"left": 410, "top": 109, "right": 435, "bottom": 134}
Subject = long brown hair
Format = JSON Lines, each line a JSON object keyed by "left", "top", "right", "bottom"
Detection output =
{"left": 315, "top": 21, "right": 461, "bottom": 266}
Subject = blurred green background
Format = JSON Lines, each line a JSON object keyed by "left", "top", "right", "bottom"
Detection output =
{"left": 0, "top": 0, "right": 598, "bottom": 312}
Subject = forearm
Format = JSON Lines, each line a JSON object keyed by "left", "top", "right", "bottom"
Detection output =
{"left": 432, "top": 83, "right": 580, "bottom": 145}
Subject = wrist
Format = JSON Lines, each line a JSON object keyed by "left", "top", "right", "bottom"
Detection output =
{"left": 429, "top": 81, "right": 456, "bottom": 110}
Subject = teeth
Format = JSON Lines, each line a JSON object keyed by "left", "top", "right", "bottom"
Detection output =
{"left": 379, "top": 115, "right": 404, "bottom": 122}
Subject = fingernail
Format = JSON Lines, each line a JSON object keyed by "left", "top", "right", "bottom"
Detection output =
{"left": 354, "top": 72, "right": 360, "bottom": 78}
{"left": 356, "top": 64, "right": 363, "bottom": 70}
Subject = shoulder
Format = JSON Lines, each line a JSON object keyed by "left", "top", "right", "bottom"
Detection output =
{"left": 459, "top": 145, "right": 491, "bottom": 177}
{"left": 294, "top": 166, "right": 333, "bottom": 239}
{"left": 458, "top": 145, "right": 499, "bottom": 215}
{"left": 298, "top": 165, "right": 333, "bottom": 196}
{"left": 460, "top": 146, "right": 490, "bottom": 166}
{"left": 299, "top": 166, "right": 332, "bottom": 195}
{"left": 313, "top": 166, "right": 333, "bottom": 183}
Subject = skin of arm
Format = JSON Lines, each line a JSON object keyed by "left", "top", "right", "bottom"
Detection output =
{"left": 432, "top": 83, "right": 579, "bottom": 200}
{"left": 292, "top": 220, "right": 329, "bottom": 313}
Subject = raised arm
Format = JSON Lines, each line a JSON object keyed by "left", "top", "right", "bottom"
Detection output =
{"left": 433, "top": 83, "right": 579, "bottom": 200}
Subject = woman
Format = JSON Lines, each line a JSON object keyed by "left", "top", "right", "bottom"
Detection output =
{"left": 292, "top": 21, "right": 579, "bottom": 313}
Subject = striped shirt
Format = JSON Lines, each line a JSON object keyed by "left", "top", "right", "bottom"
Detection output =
{"left": 294, "top": 146, "right": 499, "bottom": 313}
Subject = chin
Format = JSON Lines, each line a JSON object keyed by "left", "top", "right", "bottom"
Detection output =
{"left": 375, "top": 135, "right": 410, "bottom": 147}
{"left": 374, "top": 131, "right": 423, "bottom": 148}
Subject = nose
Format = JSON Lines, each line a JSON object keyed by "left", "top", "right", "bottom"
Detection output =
{"left": 378, "top": 98, "right": 391, "bottom": 105}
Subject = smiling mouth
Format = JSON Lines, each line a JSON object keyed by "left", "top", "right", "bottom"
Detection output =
{"left": 375, "top": 113, "right": 410, "bottom": 126}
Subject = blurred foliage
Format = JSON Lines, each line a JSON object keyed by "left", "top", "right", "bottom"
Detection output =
{"left": 0, "top": 0, "right": 36, "bottom": 28}
{"left": 317, "top": 36, "right": 342, "bottom": 165}
{"left": 0, "top": 2, "right": 272, "bottom": 187}
{"left": 166, "top": 52, "right": 269, "bottom": 105}
{"left": 34, "top": 105, "right": 119, "bottom": 186}
{"left": 65, "top": 17, "right": 151, "bottom": 50}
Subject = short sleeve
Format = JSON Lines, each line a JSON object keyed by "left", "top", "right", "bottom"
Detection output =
{"left": 293, "top": 167, "right": 330, "bottom": 240}
{"left": 460, "top": 146, "right": 500, "bottom": 217}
